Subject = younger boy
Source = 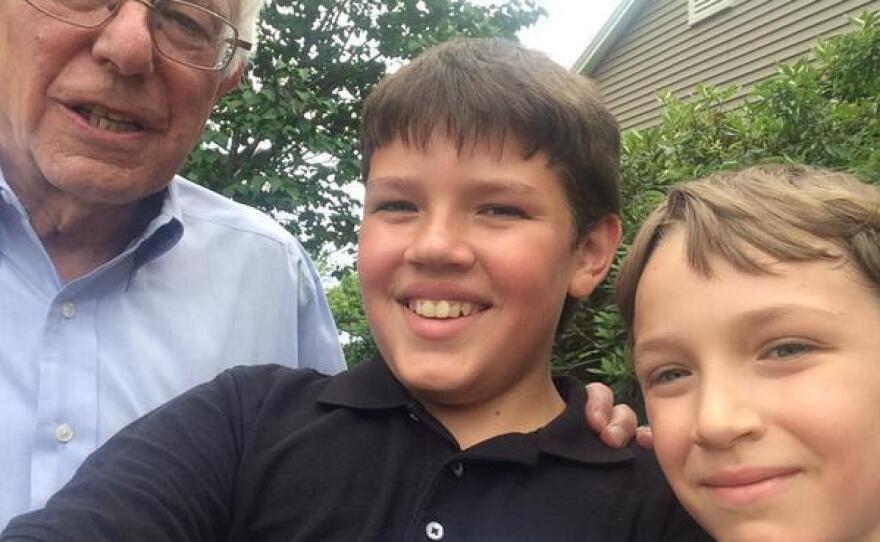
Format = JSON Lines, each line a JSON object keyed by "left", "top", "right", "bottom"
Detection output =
{"left": 616, "top": 164, "right": 880, "bottom": 542}
{"left": 1, "top": 39, "right": 708, "bottom": 541}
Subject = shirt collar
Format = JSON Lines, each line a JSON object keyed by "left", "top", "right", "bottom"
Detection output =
{"left": 130, "top": 179, "right": 184, "bottom": 270}
{"left": 0, "top": 167, "right": 29, "bottom": 220}
{"left": 533, "top": 378, "right": 635, "bottom": 465}
{"left": 0, "top": 166, "right": 185, "bottom": 271}
{"left": 318, "top": 356, "right": 635, "bottom": 466}
{"left": 318, "top": 356, "right": 414, "bottom": 410}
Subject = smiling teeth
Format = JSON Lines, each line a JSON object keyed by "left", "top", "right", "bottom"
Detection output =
{"left": 83, "top": 105, "right": 139, "bottom": 133}
{"left": 408, "top": 299, "right": 475, "bottom": 319}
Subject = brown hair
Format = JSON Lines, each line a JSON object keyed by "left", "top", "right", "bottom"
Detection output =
{"left": 360, "top": 38, "right": 621, "bottom": 334}
{"left": 616, "top": 164, "right": 880, "bottom": 343}
{"left": 360, "top": 37, "right": 621, "bottom": 235}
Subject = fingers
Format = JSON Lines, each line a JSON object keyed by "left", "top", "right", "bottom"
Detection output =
{"left": 584, "top": 382, "right": 614, "bottom": 432}
{"left": 601, "top": 403, "right": 638, "bottom": 448}
{"left": 636, "top": 425, "right": 655, "bottom": 450}
{"left": 584, "top": 382, "right": 639, "bottom": 448}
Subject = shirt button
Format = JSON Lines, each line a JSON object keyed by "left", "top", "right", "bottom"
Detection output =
{"left": 425, "top": 521, "right": 444, "bottom": 540}
{"left": 60, "top": 302, "right": 77, "bottom": 319}
{"left": 408, "top": 411, "right": 420, "bottom": 422}
{"left": 55, "top": 423, "right": 75, "bottom": 444}
{"left": 451, "top": 461, "right": 464, "bottom": 478}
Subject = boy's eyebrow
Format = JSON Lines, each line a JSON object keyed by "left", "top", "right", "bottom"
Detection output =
{"left": 365, "top": 176, "right": 418, "bottom": 190}
{"left": 631, "top": 336, "right": 682, "bottom": 363}
{"left": 633, "top": 303, "right": 842, "bottom": 360}
{"left": 366, "top": 175, "right": 544, "bottom": 196}
{"left": 735, "top": 304, "right": 841, "bottom": 328}
{"left": 466, "top": 177, "right": 543, "bottom": 196}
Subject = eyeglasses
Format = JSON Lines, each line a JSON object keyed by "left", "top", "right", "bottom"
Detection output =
{"left": 23, "top": 0, "right": 251, "bottom": 71}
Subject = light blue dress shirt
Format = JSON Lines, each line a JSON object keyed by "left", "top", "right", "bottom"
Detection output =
{"left": 0, "top": 171, "right": 345, "bottom": 527}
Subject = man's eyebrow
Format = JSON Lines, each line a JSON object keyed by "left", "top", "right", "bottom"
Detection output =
{"left": 183, "top": 0, "right": 228, "bottom": 16}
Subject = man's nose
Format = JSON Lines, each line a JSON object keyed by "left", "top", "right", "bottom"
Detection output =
{"left": 90, "top": 0, "right": 156, "bottom": 77}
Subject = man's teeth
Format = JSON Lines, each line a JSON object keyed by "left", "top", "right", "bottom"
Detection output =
{"left": 82, "top": 105, "right": 140, "bottom": 133}
{"left": 408, "top": 299, "right": 476, "bottom": 319}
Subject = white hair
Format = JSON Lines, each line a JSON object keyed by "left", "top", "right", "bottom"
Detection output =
{"left": 227, "top": 0, "right": 263, "bottom": 75}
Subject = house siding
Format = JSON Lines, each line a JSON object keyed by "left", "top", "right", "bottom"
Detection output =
{"left": 584, "top": 0, "right": 880, "bottom": 131}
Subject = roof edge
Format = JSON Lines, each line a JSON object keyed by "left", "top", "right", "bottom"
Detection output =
{"left": 573, "top": 0, "right": 648, "bottom": 74}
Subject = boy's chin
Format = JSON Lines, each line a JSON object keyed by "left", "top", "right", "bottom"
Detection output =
{"left": 385, "top": 355, "right": 485, "bottom": 406}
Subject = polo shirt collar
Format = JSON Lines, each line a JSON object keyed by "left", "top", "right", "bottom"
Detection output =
{"left": 318, "top": 356, "right": 413, "bottom": 410}
{"left": 534, "top": 378, "right": 635, "bottom": 465}
{"left": 459, "top": 380, "right": 634, "bottom": 466}
{"left": 318, "top": 356, "right": 635, "bottom": 466}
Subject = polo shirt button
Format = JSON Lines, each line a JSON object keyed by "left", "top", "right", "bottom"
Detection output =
{"left": 408, "top": 412, "right": 420, "bottom": 422}
{"left": 60, "top": 302, "right": 77, "bottom": 319}
{"left": 451, "top": 461, "right": 464, "bottom": 478}
{"left": 55, "top": 423, "right": 75, "bottom": 444}
{"left": 425, "top": 521, "right": 444, "bottom": 540}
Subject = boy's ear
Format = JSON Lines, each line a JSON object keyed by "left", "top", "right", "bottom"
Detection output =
{"left": 568, "top": 214, "right": 622, "bottom": 299}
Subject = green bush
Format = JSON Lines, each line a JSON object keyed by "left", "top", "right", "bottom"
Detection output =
{"left": 555, "top": 11, "right": 880, "bottom": 409}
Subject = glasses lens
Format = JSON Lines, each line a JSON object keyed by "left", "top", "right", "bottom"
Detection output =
{"left": 25, "top": 0, "right": 118, "bottom": 27}
{"left": 153, "top": 0, "right": 237, "bottom": 70}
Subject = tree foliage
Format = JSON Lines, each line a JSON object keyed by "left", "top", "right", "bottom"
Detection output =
{"left": 181, "top": 0, "right": 541, "bottom": 262}
{"left": 326, "top": 271, "right": 378, "bottom": 365}
{"left": 555, "top": 11, "right": 880, "bottom": 409}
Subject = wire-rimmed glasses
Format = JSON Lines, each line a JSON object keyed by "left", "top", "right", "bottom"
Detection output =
{"left": 23, "top": 0, "right": 251, "bottom": 71}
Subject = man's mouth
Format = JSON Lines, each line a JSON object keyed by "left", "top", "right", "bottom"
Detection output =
{"left": 74, "top": 105, "right": 143, "bottom": 133}
{"left": 407, "top": 299, "right": 481, "bottom": 319}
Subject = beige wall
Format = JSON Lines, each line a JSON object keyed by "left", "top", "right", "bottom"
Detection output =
{"left": 585, "top": 0, "right": 880, "bottom": 131}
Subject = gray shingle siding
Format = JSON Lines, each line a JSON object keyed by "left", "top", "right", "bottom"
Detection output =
{"left": 583, "top": 0, "right": 880, "bottom": 131}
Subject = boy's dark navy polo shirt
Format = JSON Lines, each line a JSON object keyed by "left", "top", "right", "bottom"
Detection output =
{"left": 2, "top": 359, "right": 711, "bottom": 542}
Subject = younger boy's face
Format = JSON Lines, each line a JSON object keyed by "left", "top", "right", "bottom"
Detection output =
{"left": 358, "top": 136, "right": 617, "bottom": 410}
{"left": 632, "top": 229, "right": 880, "bottom": 542}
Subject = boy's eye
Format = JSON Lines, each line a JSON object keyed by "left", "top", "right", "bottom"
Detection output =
{"left": 762, "top": 341, "right": 817, "bottom": 360}
{"left": 478, "top": 204, "right": 528, "bottom": 219}
{"left": 648, "top": 366, "right": 691, "bottom": 387}
{"left": 373, "top": 200, "right": 417, "bottom": 213}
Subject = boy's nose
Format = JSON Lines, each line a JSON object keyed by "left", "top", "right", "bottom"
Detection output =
{"left": 91, "top": 1, "right": 156, "bottom": 77}
{"left": 404, "top": 213, "right": 476, "bottom": 271}
{"left": 693, "top": 375, "right": 764, "bottom": 450}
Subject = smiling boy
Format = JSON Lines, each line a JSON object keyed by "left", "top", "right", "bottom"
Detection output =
{"left": 617, "top": 164, "right": 880, "bottom": 541}
{"left": 1, "top": 38, "right": 707, "bottom": 541}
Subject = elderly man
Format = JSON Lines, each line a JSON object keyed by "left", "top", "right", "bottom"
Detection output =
{"left": 0, "top": 0, "right": 345, "bottom": 526}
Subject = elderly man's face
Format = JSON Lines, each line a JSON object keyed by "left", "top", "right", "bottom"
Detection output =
{"left": 0, "top": 0, "right": 240, "bottom": 205}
